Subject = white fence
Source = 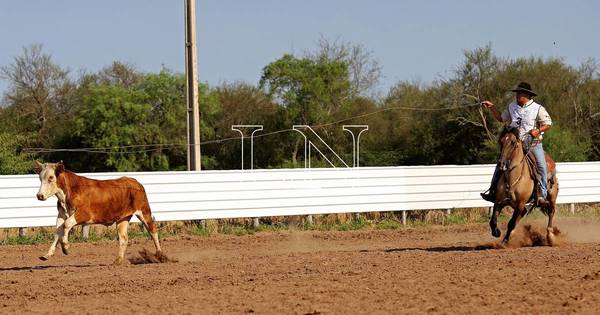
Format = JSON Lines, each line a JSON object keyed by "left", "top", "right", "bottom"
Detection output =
{"left": 1, "top": 162, "right": 599, "bottom": 229}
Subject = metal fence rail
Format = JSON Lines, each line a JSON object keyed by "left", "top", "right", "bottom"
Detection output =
{"left": 1, "top": 162, "right": 598, "bottom": 228}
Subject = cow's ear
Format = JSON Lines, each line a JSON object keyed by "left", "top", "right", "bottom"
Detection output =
{"left": 33, "top": 161, "right": 43, "bottom": 174}
{"left": 55, "top": 161, "right": 65, "bottom": 175}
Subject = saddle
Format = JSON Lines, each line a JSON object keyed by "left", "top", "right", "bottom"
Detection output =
{"left": 524, "top": 151, "right": 556, "bottom": 205}
{"left": 525, "top": 151, "right": 556, "bottom": 180}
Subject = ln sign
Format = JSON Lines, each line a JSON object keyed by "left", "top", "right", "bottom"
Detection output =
{"left": 231, "top": 125, "right": 368, "bottom": 169}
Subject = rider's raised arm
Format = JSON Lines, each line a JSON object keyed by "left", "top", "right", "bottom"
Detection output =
{"left": 481, "top": 101, "right": 504, "bottom": 123}
{"left": 500, "top": 109, "right": 510, "bottom": 124}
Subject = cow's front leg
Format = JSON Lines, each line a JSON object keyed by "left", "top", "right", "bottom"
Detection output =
{"left": 60, "top": 214, "right": 78, "bottom": 255}
{"left": 40, "top": 214, "right": 67, "bottom": 260}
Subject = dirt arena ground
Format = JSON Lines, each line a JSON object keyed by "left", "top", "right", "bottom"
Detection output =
{"left": 2, "top": 217, "right": 600, "bottom": 314}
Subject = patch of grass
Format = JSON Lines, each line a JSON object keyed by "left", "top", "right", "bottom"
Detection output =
{"left": 69, "top": 228, "right": 119, "bottom": 243}
{"left": 4, "top": 206, "right": 600, "bottom": 246}
{"left": 474, "top": 215, "right": 492, "bottom": 224}
{"left": 221, "top": 225, "right": 255, "bottom": 236}
{"left": 190, "top": 225, "right": 210, "bottom": 237}
{"left": 444, "top": 214, "right": 468, "bottom": 225}
{"left": 71, "top": 231, "right": 108, "bottom": 243}
{"left": 375, "top": 219, "right": 403, "bottom": 230}
{"left": 0, "top": 233, "right": 53, "bottom": 245}
{"left": 334, "top": 218, "right": 369, "bottom": 231}
{"left": 406, "top": 219, "right": 430, "bottom": 228}
{"left": 0, "top": 226, "right": 175, "bottom": 247}
{"left": 255, "top": 223, "right": 287, "bottom": 233}
{"left": 129, "top": 229, "right": 151, "bottom": 240}
{"left": 301, "top": 221, "right": 316, "bottom": 231}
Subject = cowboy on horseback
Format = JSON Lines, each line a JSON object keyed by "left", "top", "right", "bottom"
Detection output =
{"left": 480, "top": 81, "right": 553, "bottom": 205}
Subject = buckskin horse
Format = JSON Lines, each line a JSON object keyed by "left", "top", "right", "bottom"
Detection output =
{"left": 488, "top": 127, "right": 559, "bottom": 246}
{"left": 33, "top": 161, "right": 163, "bottom": 264}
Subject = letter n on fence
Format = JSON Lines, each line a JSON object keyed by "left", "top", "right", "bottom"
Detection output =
{"left": 293, "top": 125, "right": 368, "bottom": 168}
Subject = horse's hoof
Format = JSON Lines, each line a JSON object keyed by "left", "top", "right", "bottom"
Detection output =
{"left": 547, "top": 235, "right": 556, "bottom": 246}
{"left": 492, "top": 228, "right": 501, "bottom": 238}
{"left": 39, "top": 255, "right": 49, "bottom": 261}
{"left": 547, "top": 231, "right": 556, "bottom": 247}
{"left": 113, "top": 257, "right": 124, "bottom": 265}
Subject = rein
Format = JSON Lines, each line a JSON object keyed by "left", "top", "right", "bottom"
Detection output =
{"left": 501, "top": 135, "right": 534, "bottom": 195}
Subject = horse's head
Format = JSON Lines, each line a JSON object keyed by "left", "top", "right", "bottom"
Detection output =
{"left": 33, "top": 161, "right": 65, "bottom": 201}
{"left": 498, "top": 126, "right": 523, "bottom": 171}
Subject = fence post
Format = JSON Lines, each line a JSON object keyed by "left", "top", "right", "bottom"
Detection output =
{"left": 306, "top": 215, "right": 313, "bottom": 225}
{"left": 18, "top": 228, "right": 26, "bottom": 237}
{"left": 570, "top": 203, "right": 575, "bottom": 215}
{"left": 81, "top": 225, "right": 90, "bottom": 239}
{"left": 401, "top": 211, "right": 407, "bottom": 226}
{"left": 446, "top": 208, "right": 452, "bottom": 215}
{"left": 252, "top": 217, "right": 260, "bottom": 228}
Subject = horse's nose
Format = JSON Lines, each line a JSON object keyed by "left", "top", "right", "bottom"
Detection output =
{"left": 36, "top": 193, "right": 44, "bottom": 201}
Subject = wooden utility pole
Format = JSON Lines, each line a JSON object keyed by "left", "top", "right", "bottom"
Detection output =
{"left": 185, "top": 0, "right": 201, "bottom": 171}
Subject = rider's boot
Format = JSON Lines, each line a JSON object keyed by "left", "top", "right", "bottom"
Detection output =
{"left": 480, "top": 190, "right": 495, "bottom": 202}
{"left": 536, "top": 184, "right": 549, "bottom": 206}
{"left": 481, "top": 165, "right": 501, "bottom": 203}
{"left": 480, "top": 187, "right": 497, "bottom": 202}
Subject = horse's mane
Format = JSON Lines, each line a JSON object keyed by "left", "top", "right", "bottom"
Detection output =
{"left": 498, "top": 126, "right": 520, "bottom": 143}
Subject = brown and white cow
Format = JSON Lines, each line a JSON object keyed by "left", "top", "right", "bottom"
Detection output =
{"left": 33, "top": 161, "right": 162, "bottom": 264}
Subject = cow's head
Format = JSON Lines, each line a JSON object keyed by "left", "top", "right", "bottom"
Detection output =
{"left": 33, "top": 161, "right": 65, "bottom": 201}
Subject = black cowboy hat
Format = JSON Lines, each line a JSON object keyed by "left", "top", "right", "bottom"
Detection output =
{"left": 511, "top": 81, "right": 537, "bottom": 97}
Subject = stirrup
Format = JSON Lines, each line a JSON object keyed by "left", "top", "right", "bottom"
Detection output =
{"left": 536, "top": 195, "right": 549, "bottom": 206}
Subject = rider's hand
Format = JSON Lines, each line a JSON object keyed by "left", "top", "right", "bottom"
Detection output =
{"left": 530, "top": 129, "right": 541, "bottom": 138}
{"left": 481, "top": 101, "right": 495, "bottom": 109}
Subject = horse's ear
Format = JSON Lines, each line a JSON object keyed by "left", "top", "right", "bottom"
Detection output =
{"left": 55, "top": 161, "right": 65, "bottom": 175}
{"left": 499, "top": 126, "right": 509, "bottom": 142}
{"left": 33, "top": 161, "right": 43, "bottom": 174}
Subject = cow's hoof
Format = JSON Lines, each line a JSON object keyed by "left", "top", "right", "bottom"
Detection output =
{"left": 39, "top": 255, "right": 49, "bottom": 261}
{"left": 113, "top": 257, "right": 124, "bottom": 265}
{"left": 492, "top": 228, "right": 501, "bottom": 238}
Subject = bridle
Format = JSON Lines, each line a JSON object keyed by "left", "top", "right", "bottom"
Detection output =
{"left": 499, "top": 133, "right": 533, "bottom": 191}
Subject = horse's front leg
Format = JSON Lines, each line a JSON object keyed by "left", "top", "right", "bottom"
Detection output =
{"left": 489, "top": 203, "right": 502, "bottom": 238}
{"left": 502, "top": 203, "right": 526, "bottom": 244}
{"left": 546, "top": 177, "right": 558, "bottom": 246}
{"left": 545, "top": 205, "right": 557, "bottom": 246}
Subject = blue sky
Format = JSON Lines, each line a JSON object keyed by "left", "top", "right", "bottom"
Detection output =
{"left": 1, "top": 0, "right": 599, "bottom": 95}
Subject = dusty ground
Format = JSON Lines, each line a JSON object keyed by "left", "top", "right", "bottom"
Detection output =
{"left": 2, "top": 217, "right": 600, "bottom": 314}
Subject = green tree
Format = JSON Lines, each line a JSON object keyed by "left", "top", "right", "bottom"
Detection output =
{"left": 0, "top": 132, "right": 34, "bottom": 174}
{"left": 208, "top": 82, "right": 279, "bottom": 169}
{"left": 71, "top": 85, "right": 164, "bottom": 172}
{"left": 543, "top": 125, "right": 590, "bottom": 162}
{"left": 137, "top": 69, "right": 188, "bottom": 170}
{"left": 259, "top": 54, "right": 352, "bottom": 166}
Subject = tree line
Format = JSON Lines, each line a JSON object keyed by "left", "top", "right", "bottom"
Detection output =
{"left": 1, "top": 41, "right": 598, "bottom": 174}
